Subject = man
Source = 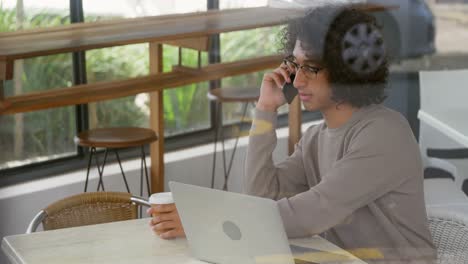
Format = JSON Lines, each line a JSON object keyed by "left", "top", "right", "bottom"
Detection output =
{"left": 149, "top": 5, "right": 436, "bottom": 263}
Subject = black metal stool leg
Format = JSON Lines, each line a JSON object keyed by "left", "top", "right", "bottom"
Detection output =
{"left": 222, "top": 102, "right": 249, "bottom": 191}
{"left": 138, "top": 150, "right": 144, "bottom": 218}
{"left": 211, "top": 101, "right": 221, "bottom": 189}
{"left": 220, "top": 112, "right": 228, "bottom": 190}
{"left": 140, "top": 155, "right": 144, "bottom": 197}
{"left": 114, "top": 150, "right": 131, "bottom": 193}
{"left": 95, "top": 148, "right": 102, "bottom": 191}
{"left": 141, "top": 146, "right": 151, "bottom": 197}
{"left": 223, "top": 102, "right": 249, "bottom": 190}
{"left": 84, "top": 147, "right": 95, "bottom": 192}
{"left": 96, "top": 148, "right": 109, "bottom": 191}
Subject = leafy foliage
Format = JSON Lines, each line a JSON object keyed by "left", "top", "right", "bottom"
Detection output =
{"left": 0, "top": 6, "right": 74, "bottom": 168}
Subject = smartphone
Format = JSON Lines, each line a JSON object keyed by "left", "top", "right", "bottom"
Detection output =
{"left": 282, "top": 74, "right": 298, "bottom": 104}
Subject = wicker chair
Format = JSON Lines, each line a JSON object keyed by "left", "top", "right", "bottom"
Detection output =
{"left": 26, "top": 192, "right": 151, "bottom": 233}
{"left": 427, "top": 208, "right": 468, "bottom": 263}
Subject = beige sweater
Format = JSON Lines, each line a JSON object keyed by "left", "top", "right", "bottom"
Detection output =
{"left": 245, "top": 104, "right": 436, "bottom": 263}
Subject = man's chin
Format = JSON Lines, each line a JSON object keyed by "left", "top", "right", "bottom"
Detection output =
{"left": 302, "top": 102, "right": 319, "bottom": 112}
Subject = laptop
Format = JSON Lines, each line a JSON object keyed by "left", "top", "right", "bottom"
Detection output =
{"left": 169, "top": 181, "right": 349, "bottom": 264}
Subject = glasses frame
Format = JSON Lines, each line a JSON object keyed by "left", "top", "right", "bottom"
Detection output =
{"left": 283, "top": 56, "right": 323, "bottom": 78}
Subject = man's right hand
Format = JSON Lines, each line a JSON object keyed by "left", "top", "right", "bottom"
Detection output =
{"left": 256, "top": 63, "right": 293, "bottom": 112}
{"left": 147, "top": 204, "right": 186, "bottom": 239}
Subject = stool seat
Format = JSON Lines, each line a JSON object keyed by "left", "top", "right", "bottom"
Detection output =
{"left": 76, "top": 127, "right": 156, "bottom": 195}
{"left": 207, "top": 87, "right": 260, "bottom": 103}
{"left": 75, "top": 127, "right": 158, "bottom": 148}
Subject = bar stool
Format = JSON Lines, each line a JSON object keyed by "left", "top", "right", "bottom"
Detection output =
{"left": 207, "top": 87, "right": 260, "bottom": 191}
{"left": 75, "top": 127, "right": 158, "bottom": 197}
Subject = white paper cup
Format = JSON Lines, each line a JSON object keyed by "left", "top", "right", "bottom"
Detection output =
{"left": 149, "top": 192, "right": 173, "bottom": 205}
{"left": 149, "top": 192, "right": 174, "bottom": 216}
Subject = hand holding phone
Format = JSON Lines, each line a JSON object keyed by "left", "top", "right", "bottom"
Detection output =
{"left": 282, "top": 74, "right": 298, "bottom": 104}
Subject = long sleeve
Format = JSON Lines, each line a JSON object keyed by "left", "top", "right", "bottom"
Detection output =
{"left": 244, "top": 108, "right": 309, "bottom": 200}
{"left": 277, "top": 116, "right": 423, "bottom": 238}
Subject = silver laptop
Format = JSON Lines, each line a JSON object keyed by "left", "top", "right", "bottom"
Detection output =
{"left": 169, "top": 181, "right": 323, "bottom": 264}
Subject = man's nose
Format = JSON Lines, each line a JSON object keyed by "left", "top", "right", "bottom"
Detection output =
{"left": 293, "top": 70, "right": 307, "bottom": 89}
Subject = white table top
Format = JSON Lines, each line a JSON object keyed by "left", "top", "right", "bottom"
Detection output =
{"left": 1, "top": 218, "right": 366, "bottom": 264}
{"left": 418, "top": 109, "right": 468, "bottom": 148}
{"left": 419, "top": 69, "right": 468, "bottom": 148}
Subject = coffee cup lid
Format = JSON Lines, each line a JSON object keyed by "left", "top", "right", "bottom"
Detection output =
{"left": 149, "top": 192, "right": 173, "bottom": 204}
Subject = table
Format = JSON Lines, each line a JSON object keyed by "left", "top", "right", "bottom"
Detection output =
{"left": 1, "top": 218, "right": 367, "bottom": 264}
{"left": 418, "top": 70, "right": 468, "bottom": 148}
{"left": 418, "top": 70, "right": 468, "bottom": 210}
{"left": 418, "top": 110, "right": 468, "bottom": 148}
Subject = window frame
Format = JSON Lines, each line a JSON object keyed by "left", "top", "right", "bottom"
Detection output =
{"left": 0, "top": 0, "right": 323, "bottom": 187}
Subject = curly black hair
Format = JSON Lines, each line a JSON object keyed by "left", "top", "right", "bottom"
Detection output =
{"left": 280, "top": 5, "right": 389, "bottom": 108}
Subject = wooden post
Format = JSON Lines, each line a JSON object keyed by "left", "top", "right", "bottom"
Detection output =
{"left": 288, "top": 96, "right": 302, "bottom": 155}
{"left": 0, "top": 60, "right": 5, "bottom": 83}
{"left": 149, "top": 42, "right": 165, "bottom": 193}
{"left": 0, "top": 80, "right": 4, "bottom": 101}
{"left": 0, "top": 59, "right": 14, "bottom": 81}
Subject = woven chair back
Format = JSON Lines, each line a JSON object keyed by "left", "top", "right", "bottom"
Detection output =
{"left": 42, "top": 192, "right": 138, "bottom": 231}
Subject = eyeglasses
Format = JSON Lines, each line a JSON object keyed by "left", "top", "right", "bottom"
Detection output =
{"left": 283, "top": 56, "right": 323, "bottom": 79}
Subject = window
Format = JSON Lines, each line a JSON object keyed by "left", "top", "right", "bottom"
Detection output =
{"left": 82, "top": 0, "right": 211, "bottom": 136}
{"left": 0, "top": 0, "right": 75, "bottom": 170}
{"left": 219, "top": 0, "right": 288, "bottom": 123}
{"left": 0, "top": 0, "right": 221, "bottom": 180}
{"left": 0, "top": 0, "right": 315, "bottom": 178}
{"left": 6, "top": 0, "right": 461, "bottom": 183}
{"left": 220, "top": 26, "right": 284, "bottom": 124}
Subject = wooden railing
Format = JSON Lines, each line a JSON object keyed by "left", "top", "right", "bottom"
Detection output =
{"left": 0, "top": 55, "right": 282, "bottom": 114}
